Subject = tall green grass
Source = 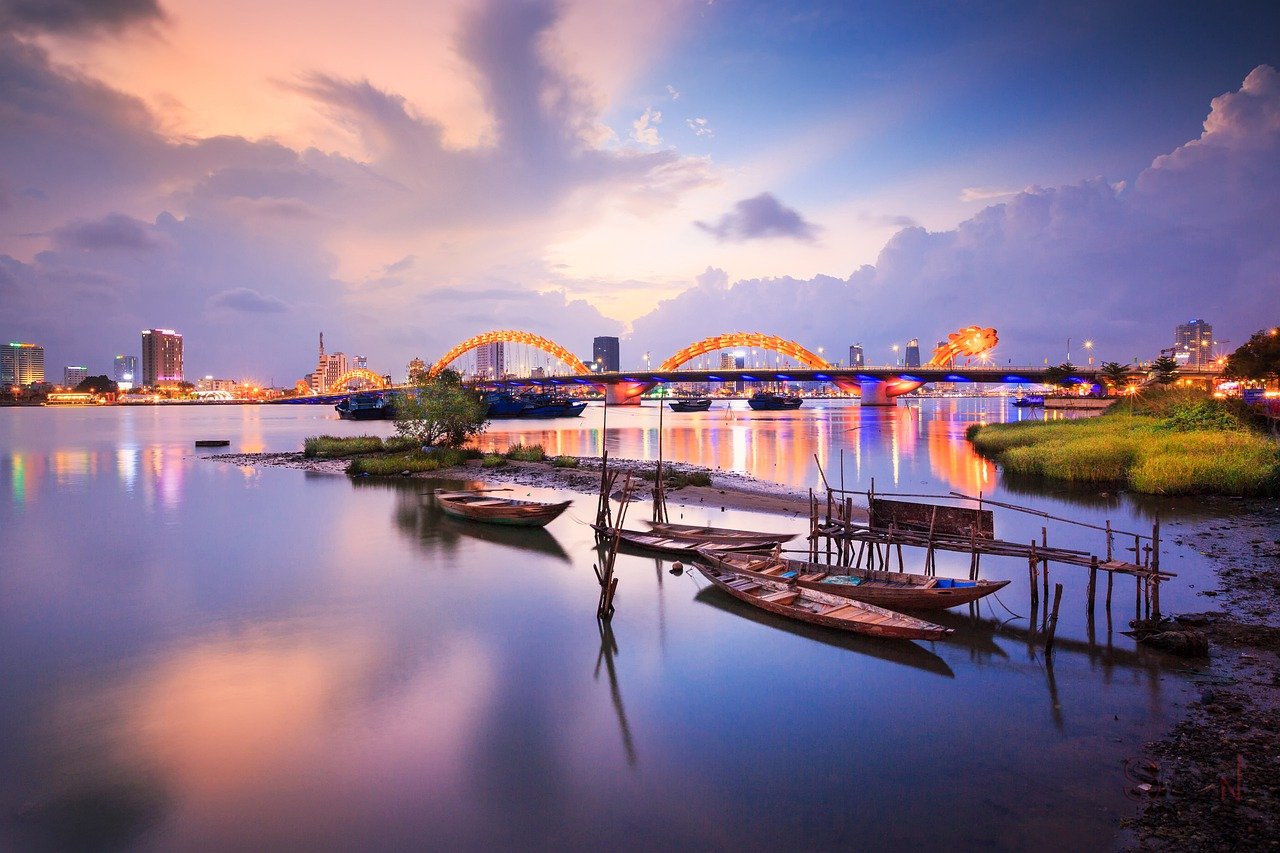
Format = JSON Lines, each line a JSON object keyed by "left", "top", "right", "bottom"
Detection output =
{"left": 345, "top": 447, "right": 478, "bottom": 476}
{"left": 967, "top": 397, "right": 1280, "bottom": 495}
{"left": 304, "top": 435, "right": 387, "bottom": 458}
{"left": 504, "top": 443, "right": 546, "bottom": 462}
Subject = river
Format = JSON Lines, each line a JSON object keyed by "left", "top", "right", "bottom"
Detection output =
{"left": 0, "top": 400, "right": 1216, "bottom": 850}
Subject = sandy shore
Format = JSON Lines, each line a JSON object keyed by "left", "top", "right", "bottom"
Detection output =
{"left": 1124, "top": 496, "right": 1280, "bottom": 850}
{"left": 207, "top": 451, "right": 846, "bottom": 520}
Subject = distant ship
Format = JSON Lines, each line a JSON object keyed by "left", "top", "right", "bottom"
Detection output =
{"left": 747, "top": 391, "right": 803, "bottom": 411}
{"left": 669, "top": 398, "right": 713, "bottom": 412}
{"left": 335, "top": 392, "right": 395, "bottom": 420}
{"left": 1010, "top": 394, "right": 1045, "bottom": 408}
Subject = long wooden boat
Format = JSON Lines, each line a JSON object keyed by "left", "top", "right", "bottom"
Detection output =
{"left": 435, "top": 491, "right": 571, "bottom": 527}
{"left": 700, "top": 551, "right": 1009, "bottom": 611}
{"left": 646, "top": 521, "right": 798, "bottom": 547}
{"left": 597, "top": 526, "right": 777, "bottom": 557}
{"left": 695, "top": 561, "right": 952, "bottom": 640}
{"left": 669, "top": 398, "right": 712, "bottom": 412}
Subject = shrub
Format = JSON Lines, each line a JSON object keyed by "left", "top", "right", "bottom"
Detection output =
{"left": 665, "top": 469, "right": 712, "bottom": 488}
{"left": 480, "top": 454, "right": 506, "bottom": 468}
{"left": 304, "top": 435, "right": 385, "bottom": 458}
{"left": 505, "top": 443, "right": 546, "bottom": 462}
{"left": 551, "top": 455, "right": 580, "bottom": 468}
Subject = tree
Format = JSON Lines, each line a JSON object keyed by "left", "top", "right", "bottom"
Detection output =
{"left": 394, "top": 369, "right": 489, "bottom": 447}
{"left": 1099, "top": 361, "right": 1134, "bottom": 393}
{"left": 1224, "top": 327, "right": 1280, "bottom": 383}
{"left": 1150, "top": 355, "right": 1179, "bottom": 385}
{"left": 75, "top": 375, "right": 118, "bottom": 394}
{"left": 1041, "top": 362, "right": 1078, "bottom": 388}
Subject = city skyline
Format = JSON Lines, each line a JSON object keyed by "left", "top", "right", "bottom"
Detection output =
{"left": 1, "top": 1, "right": 1278, "bottom": 380}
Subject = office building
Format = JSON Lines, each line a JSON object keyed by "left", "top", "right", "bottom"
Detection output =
{"left": 141, "top": 329, "right": 183, "bottom": 386}
{"left": 354, "top": 355, "right": 368, "bottom": 370}
{"left": 592, "top": 336, "right": 620, "bottom": 372}
{"left": 2, "top": 342, "right": 45, "bottom": 387}
{"left": 64, "top": 365, "right": 88, "bottom": 387}
{"left": 848, "top": 344, "right": 864, "bottom": 368}
{"left": 114, "top": 354, "right": 138, "bottom": 390}
{"left": 475, "top": 342, "right": 505, "bottom": 378}
{"left": 310, "top": 332, "right": 348, "bottom": 392}
{"left": 1174, "top": 319, "right": 1214, "bottom": 369}
{"left": 905, "top": 339, "right": 921, "bottom": 369}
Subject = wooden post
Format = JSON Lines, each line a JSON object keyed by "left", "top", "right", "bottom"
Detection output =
{"left": 1087, "top": 555, "right": 1098, "bottom": 619}
{"left": 1044, "top": 582, "right": 1064, "bottom": 656}
{"left": 1105, "top": 566, "right": 1113, "bottom": 611}
{"left": 1105, "top": 519, "right": 1113, "bottom": 561}
{"left": 1028, "top": 541, "right": 1039, "bottom": 612}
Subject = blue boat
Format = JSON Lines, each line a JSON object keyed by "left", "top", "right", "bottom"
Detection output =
{"left": 482, "top": 391, "right": 529, "bottom": 419}
{"left": 1011, "top": 394, "right": 1045, "bottom": 408}
{"left": 518, "top": 393, "right": 587, "bottom": 418}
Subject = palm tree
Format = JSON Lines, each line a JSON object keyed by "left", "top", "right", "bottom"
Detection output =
{"left": 1099, "top": 361, "right": 1133, "bottom": 394}
{"left": 1150, "top": 355, "right": 1179, "bottom": 385}
{"left": 1041, "top": 362, "right": 1078, "bottom": 388}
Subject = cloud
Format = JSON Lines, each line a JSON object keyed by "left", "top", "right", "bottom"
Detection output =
{"left": 686, "top": 116, "right": 713, "bottom": 137}
{"left": 861, "top": 212, "right": 920, "bottom": 229}
{"left": 0, "top": 0, "right": 163, "bottom": 35}
{"left": 51, "top": 213, "right": 162, "bottom": 251}
{"left": 959, "top": 186, "right": 1020, "bottom": 202}
{"left": 695, "top": 193, "right": 820, "bottom": 243}
{"left": 207, "top": 287, "right": 289, "bottom": 314}
{"left": 635, "top": 66, "right": 1280, "bottom": 365}
{"left": 631, "top": 107, "right": 662, "bottom": 146}
{"left": 666, "top": 84, "right": 680, "bottom": 100}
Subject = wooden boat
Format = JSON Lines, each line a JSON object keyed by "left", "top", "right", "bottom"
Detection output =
{"left": 597, "top": 526, "right": 777, "bottom": 557}
{"left": 695, "top": 561, "right": 952, "bottom": 640}
{"left": 748, "top": 391, "right": 802, "bottom": 411}
{"left": 700, "top": 551, "right": 1010, "bottom": 611}
{"left": 646, "top": 521, "right": 798, "bottom": 548}
{"left": 435, "top": 491, "right": 571, "bottom": 527}
{"left": 668, "top": 398, "right": 712, "bottom": 412}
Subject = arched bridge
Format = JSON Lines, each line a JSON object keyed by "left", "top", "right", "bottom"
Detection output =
{"left": 325, "top": 368, "right": 389, "bottom": 394}
{"left": 429, "top": 326, "right": 1098, "bottom": 406}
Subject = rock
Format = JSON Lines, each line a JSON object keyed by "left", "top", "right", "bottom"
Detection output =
{"left": 1140, "top": 629, "right": 1210, "bottom": 656}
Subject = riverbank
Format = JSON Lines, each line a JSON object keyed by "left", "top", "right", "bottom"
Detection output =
{"left": 1124, "top": 497, "right": 1280, "bottom": 850}
{"left": 209, "top": 450, "right": 829, "bottom": 519}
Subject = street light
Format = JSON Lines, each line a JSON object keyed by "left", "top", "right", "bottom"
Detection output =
{"left": 1083, "top": 339, "right": 1094, "bottom": 366}
{"left": 891, "top": 344, "right": 900, "bottom": 366}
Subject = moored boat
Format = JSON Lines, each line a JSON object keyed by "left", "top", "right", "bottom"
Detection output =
{"left": 518, "top": 393, "right": 588, "bottom": 418}
{"left": 747, "top": 391, "right": 803, "bottom": 411}
{"left": 699, "top": 551, "right": 1010, "bottom": 610}
{"left": 646, "top": 521, "right": 797, "bottom": 548}
{"left": 668, "top": 398, "right": 712, "bottom": 412}
{"left": 435, "top": 491, "right": 571, "bottom": 527}
{"left": 335, "top": 392, "right": 395, "bottom": 420}
{"left": 482, "top": 391, "right": 529, "bottom": 418}
{"left": 1011, "top": 394, "right": 1045, "bottom": 408}
{"left": 695, "top": 561, "right": 952, "bottom": 640}
{"left": 597, "top": 526, "right": 782, "bottom": 557}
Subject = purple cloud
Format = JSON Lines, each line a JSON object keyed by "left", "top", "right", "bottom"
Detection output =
{"left": 695, "top": 193, "right": 820, "bottom": 242}
{"left": 51, "top": 213, "right": 161, "bottom": 251}
{"left": 0, "top": 0, "right": 162, "bottom": 35}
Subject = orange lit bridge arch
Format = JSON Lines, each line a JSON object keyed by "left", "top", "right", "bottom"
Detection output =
{"left": 325, "top": 368, "right": 389, "bottom": 394}
{"left": 659, "top": 332, "right": 830, "bottom": 371}
{"left": 430, "top": 330, "right": 589, "bottom": 379}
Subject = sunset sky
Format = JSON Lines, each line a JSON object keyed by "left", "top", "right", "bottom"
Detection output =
{"left": 2, "top": 0, "right": 1278, "bottom": 380}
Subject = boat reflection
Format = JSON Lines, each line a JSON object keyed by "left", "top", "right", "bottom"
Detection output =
{"left": 692, "top": 586, "right": 956, "bottom": 679}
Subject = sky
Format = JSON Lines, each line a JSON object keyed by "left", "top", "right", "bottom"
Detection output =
{"left": 2, "top": 0, "right": 1279, "bottom": 381}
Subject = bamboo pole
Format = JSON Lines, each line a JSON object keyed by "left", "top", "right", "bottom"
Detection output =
{"left": 1044, "top": 583, "right": 1064, "bottom": 656}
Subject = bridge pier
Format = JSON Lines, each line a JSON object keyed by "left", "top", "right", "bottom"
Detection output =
{"left": 603, "top": 381, "right": 653, "bottom": 406}
{"left": 833, "top": 377, "right": 898, "bottom": 406}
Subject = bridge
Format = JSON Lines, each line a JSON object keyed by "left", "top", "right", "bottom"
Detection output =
{"left": 417, "top": 326, "right": 1110, "bottom": 406}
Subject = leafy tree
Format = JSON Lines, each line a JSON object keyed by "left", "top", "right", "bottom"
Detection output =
{"left": 75, "top": 375, "right": 118, "bottom": 394}
{"left": 1150, "top": 355, "right": 1179, "bottom": 385}
{"left": 1041, "top": 362, "right": 1078, "bottom": 388}
{"left": 1099, "top": 361, "right": 1134, "bottom": 392}
{"left": 1224, "top": 326, "right": 1280, "bottom": 383}
{"left": 394, "top": 369, "right": 489, "bottom": 447}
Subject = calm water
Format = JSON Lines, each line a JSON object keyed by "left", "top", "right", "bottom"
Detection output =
{"left": 0, "top": 401, "right": 1216, "bottom": 851}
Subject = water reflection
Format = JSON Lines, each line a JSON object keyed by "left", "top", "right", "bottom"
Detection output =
{"left": 594, "top": 621, "right": 637, "bottom": 767}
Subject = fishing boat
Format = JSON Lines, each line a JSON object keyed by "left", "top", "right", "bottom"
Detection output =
{"left": 747, "top": 391, "right": 803, "bottom": 411}
{"left": 1011, "top": 394, "right": 1045, "bottom": 408}
{"left": 668, "top": 398, "right": 712, "bottom": 412}
{"left": 335, "top": 392, "right": 395, "bottom": 420}
{"left": 518, "top": 393, "right": 588, "bottom": 418}
{"left": 699, "top": 551, "right": 1010, "bottom": 610}
{"left": 695, "top": 561, "right": 952, "bottom": 640}
{"left": 597, "top": 526, "right": 780, "bottom": 557}
{"left": 646, "top": 521, "right": 797, "bottom": 548}
{"left": 435, "top": 491, "right": 571, "bottom": 527}
{"left": 482, "top": 391, "right": 529, "bottom": 419}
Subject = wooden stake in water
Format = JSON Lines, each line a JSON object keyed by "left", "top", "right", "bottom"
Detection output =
{"left": 1044, "top": 582, "right": 1064, "bottom": 657}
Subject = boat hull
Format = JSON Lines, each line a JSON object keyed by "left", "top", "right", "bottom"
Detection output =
{"left": 598, "top": 526, "right": 781, "bottom": 557}
{"left": 747, "top": 396, "right": 803, "bottom": 411}
{"left": 696, "top": 563, "right": 952, "bottom": 640}
{"left": 646, "top": 521, "right": 797, "bottom": 548}
{"left": 701, "top": 552, "right": 1010, "bottom": 610}
{"left": 436, "top": 492, "right": 571, "bottom": 527}
{"left": 669, "top": 399, "right": 712, "bottom": 412}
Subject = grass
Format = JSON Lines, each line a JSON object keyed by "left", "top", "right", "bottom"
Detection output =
{"left": 637, "top": 466, "right": 714, "bottom": 488}
{"left": 340, "top": 445, "right": 481, "bottom": 476}
{"left": 967, "top": 391, "right": 1280, "bottom": 495}
{"left": 480, "top": 454, "right": 506, "bottom": 468}
{"left": 303, "top": 435, "right": 387, "bottom": 458}
{"left": 551, "top": 455, "right": 580, "bottom": 468}
{"left": 504, "top": 443, "right": 546, "bottom": 462}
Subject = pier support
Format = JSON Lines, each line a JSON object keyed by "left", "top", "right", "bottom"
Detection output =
{"left": 602, "top": 381, "right": 653, "bottom": 406}
{"left": 855, "top": 379, "right": 896, "bottom": 407}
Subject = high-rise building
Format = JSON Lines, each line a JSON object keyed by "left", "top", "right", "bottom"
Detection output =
{"left": 2, "top": 342, "right": 45, "bottom": 386}
{"left": 848, "top": 344, "right": 864, "bottom": 368}
{"left": 64, "top": 366, "right": 88, "bottom": 387}
{"left": 905, "top": 339, "right": 921, "bottom": 369}
{"left": 475, "top": 342, "right": 505, "bottom": 378}
{"left": 354, "top": 355, "right": 368, "bottom": 370}
{"left": 406, "top": 357, "right": 427, "bottom": 383}
{"left": 113, "top": 354, "right": 138, "bottom": 390}
{"left": 1174, "top": 319, "right": 1214, "bottom": 369}
{"left": 141, "top": 329, "right": 183, "bottom": 386}
{"left": 592, "top": 336, "right": 620, "bottom": 372}
{"left": 310, "top": 332, "right": 348, "bottom": 392}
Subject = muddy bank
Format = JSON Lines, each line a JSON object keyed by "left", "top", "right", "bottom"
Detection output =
{"left": 207, "top": 451, "right": 837, "bottom": 520}
{"left": 1125, "top": 497, "right": 1280, "bottom": 850}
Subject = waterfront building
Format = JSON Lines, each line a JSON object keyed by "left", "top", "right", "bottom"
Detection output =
{"left": 1, "top": 342, "right": 45, "bottom": 387}
{"left": 113, "top": 354, "right": 138, "bottom": 390}
{"left": 354, "top": 355, "right": 368, "bottom": 370}
{"left": 63, "top": 366, "right": 88, "bottom": 387}
{"left": 592, "top": 336, "right": 620, "bottom": 372}
{"left": 310, "top": 333, "right": 348, "bottom": 392}
{"left": 1174, "top": 319, "right": 1214, "bottom": 369}
{"left": 848, "top": 344, "right": 864, "bottom": 368}
{"left": 141, "top": 329, "right": 183, "bottom": 386}
{"left": 905, "top": 339, "right": 921, "bottom": 369}
{"left": 197, "top": 376, "right": 239, "bottom": 393}
{"left": 475, "top": 342, "right": 505, "bottom": 379}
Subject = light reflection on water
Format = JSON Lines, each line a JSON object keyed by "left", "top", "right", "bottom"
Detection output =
{"left": 0, "top": 403, "right": 1211, "bottom": 850}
